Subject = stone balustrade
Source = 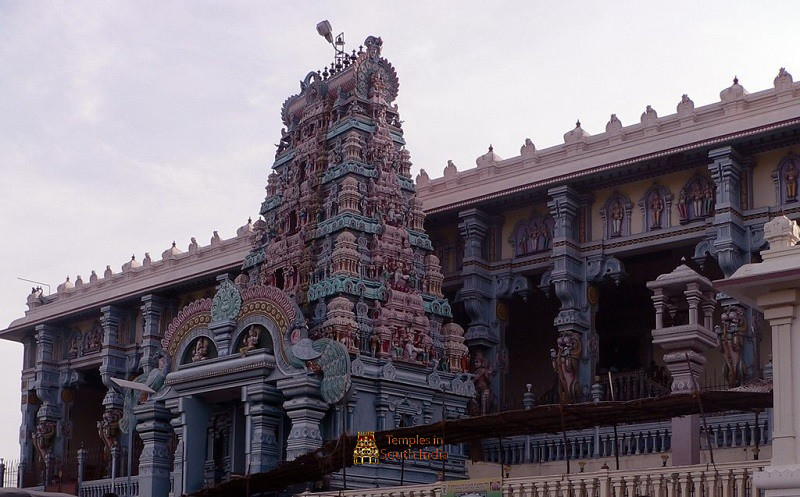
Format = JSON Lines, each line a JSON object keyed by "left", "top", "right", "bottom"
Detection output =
{"left": 482, "top": 412, "right": 770, "bottom": 465}
{"left": 79, "top": 476, "right": 139, "bottom": 497}
{"left": 296, "top": 459, "right": 764, "bottom": 497}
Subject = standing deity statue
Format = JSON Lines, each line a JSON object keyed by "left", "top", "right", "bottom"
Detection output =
{"left": 716, "top": 305, "right": 747, "bottom": 388}
{"left": 550, "top": 331, "right": 582, "bottom": 403}
{"left": 786, "top": 161, "right": 798, "bottom": 201}
{"left": 703, "top": 184, "right": 715, "bottom": 215}
{"left": 610, "top": 200, "right": 624, "bottom": 237}
{"left": 469, "top": 350, "right": 496, "bottom": 415}
{"left": 650, "top": 191, "right": 664, "bottom": 229}
{"left": 691, "top": 183, "right": 704, "bottom": 218}
{"left": 677, "top": 189, "right": 688, "bottom": 222}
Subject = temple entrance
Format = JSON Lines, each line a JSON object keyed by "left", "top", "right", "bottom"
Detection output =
{"left": 502, "top": 285, "right": 560, "bottom": 409}
{"left": 203, "top": 395, "right": 247, "bottom": 486}
{"left": 594, "top": 246, "right": 697, "bottom": 400}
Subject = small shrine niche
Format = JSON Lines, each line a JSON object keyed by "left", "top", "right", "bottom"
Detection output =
{"left": 235, "top": 324, "right": 273, "bottom": 355}
{"left": 508, "top": 214, "right": 554, "bottom": 256}
{"left": 638, "top": 184, "right": 674, "bottom": 231}
{"left": 771, "top": 154, "right": 800, "bottom": 205}
{"left": 677, "top": 175, "right": 715, "bottom": 224}
{"left": 600, "top": 193, "right": 633, "bottom": 239}
{"left": 181, "top": 336, "right": 218, "bottom": 365}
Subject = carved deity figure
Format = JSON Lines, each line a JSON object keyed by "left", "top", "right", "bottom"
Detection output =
{"left": 369, "top": 332, "right": 381, "bottom": 357}
{"left": 32, "top": 420, "right": 56, "bottom": 464}
{"left": 650, "top": 191, "right": 664, "bottom": 229}
{"left": 239, "top": 326, "right": 260, "bottom": 356}
{"left": 469, "top": 350, "right": 496, "bottom": 415}
{"left": 677, "top": 189, "right": 688, "bottom": 222}
{"left": 550, "top": 331, "right": 582, "bottom": 403}
{"left": 716, "top": 305, "right": 747, "bottom": 388}
{"left": 97, "top": 409, "right": 121, "bottom": 462}
{"left": 192, "top": 337, "right": 210, "bottom": 362}
{"left": 610, "top": 200, "right": 624, "bottom": 237}
{"left": 786, "top": 161, "right": 798, "bottom": 201}
{"left": 692, "top": 183, "right": 704, "bottom": 218}
{"left": 704, "top": 184, "right": 715, "bottom": 215}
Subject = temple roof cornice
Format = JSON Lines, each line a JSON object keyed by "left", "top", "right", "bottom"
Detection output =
{"left": 418, "top": 71, "right": 800, "bottom": 214}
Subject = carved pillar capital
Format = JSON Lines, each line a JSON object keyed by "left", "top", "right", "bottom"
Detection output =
{"left": 140, "top": 294, "right": 168, "bottom": 373}
{"left": 709, "top": 146, "right": 749, "bottom": 277}
{"left": 458, "top": 208, "right": 490, "bottom": 260}
{"left": 135, "top": 400, "right": 174, "bottom": 497}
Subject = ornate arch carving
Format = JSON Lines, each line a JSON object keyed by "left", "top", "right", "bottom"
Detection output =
{"left": 161, "top": 299, "right": 212, "bottom": 360}
{"left": 599, "top": 192, "right": 633, "bottom": 239}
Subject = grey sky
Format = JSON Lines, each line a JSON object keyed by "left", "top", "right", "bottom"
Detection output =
{"left": 2, "top": 0, "right": 798, "bottom": 461}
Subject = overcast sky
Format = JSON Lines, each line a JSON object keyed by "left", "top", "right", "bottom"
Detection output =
{"left": 1, "top": 0, "right": 799, "bottom": 462}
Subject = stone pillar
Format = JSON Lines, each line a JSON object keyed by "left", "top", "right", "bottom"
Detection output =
{"left": 548, "top": 186, "right": 592, "bottom": 400}
{"left": 33, "top": 324, "right": 62, "bottom": 483}
{"left": 717, "top": 216, "right": 800, "bottom": 497}
{"left": 100, "top": 305, "right": 126, "bottom": 411}
{"left": 244, "top": 383, "right": 283, "bottom": 474}
{"left": 170, "top": 395, "right": 210, "bottom": 495}
{"left": 140, "top": 295, "right": 167, "bottom": 374}
{"left": 648, "top": 261, "right": 717, "bottom": 465}
{"left": 709, "top": 146, "right": 748, "bottom": 278}
{"left": 134, "top": 401, "right": 173, "bottom": 497}
{"left": 277, "top": 375, "right": 328, "bottom": 460}
{"left": 457, "top": 208, "right": 495, "bottom": 347}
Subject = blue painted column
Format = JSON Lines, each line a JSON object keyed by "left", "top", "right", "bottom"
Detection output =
{"left": 547, "top": 186, "right": 592, "bottom": 401}
{"left": 709, "top": 146, "right": 760, "bottom": 383}
{"left": 135, "top": 401, "right": 173, "bottom": 497}
{"left": 244, "top": 383, "right": 283, "bottom": 474}
{"left": 33, "top": 324, "right": 62, "bottom": 484}
{"left": 277, "top": 375, "right": 328, "bottom": 460}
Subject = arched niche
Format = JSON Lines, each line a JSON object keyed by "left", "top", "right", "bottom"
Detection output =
{"left": 231, "top": 321, "right": 275, "bottom": 356}
{"left": 677, "top": 175, "right": 715, "bottom": 224}
{"left": 771, "top": 153, "right": 800, "bottom": 205}
{"left": 508, "top": 213, "right": 554, "bottom": 257}
{"left": 638, "top": 183, "right": 674, "bottom": 231}
{"left": 178, "top": 332, "right": 218, "bottom": 366}
{"left": 599, "top": 192, "right": 633, "bottom": 239}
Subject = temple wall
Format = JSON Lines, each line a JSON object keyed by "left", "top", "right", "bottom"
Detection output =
{"left": 589, "top": 169, "right": 703, "bottom": 242}
{"left": 751, "top": 146, "right": 798, "bottom": 209}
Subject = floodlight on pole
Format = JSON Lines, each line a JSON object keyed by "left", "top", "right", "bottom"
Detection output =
{"left": 316, "top": 20, "right": 347, "bottom": 69}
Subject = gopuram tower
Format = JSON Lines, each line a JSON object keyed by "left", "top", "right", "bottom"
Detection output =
{"left": 241, "top": 36, "right": 473, "bottom": 486}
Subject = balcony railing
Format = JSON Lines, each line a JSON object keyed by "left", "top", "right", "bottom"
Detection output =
{"left": 79, "top": 476, "right": 139, "bottom": 497}
{"left": 295, "top": 459, "right": 765, "bottom": 497}
{"left": 483, "top": 412, "right": 770, "bottom": 464}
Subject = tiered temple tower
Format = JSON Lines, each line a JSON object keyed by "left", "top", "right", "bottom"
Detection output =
{"left": 243, "top": 36, "right": 457, "bottom": 372}
{"left": 240, "top": 36, "right": 472, "bottom": 487}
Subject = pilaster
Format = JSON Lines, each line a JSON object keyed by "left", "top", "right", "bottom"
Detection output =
{"left": 135, "top": 401, "right": 174, "bottom": 497}
{"left": 457, "top": 208, "right": 496, "bottom": 347}
{"left": 100, "top": 305, "right": 126, "bottom": 410}
{"left": 244, "top": 383, "right": 283, "bottom": 473}
{"left": 548, "top": 186, "right": 592, "bottom": 400}
{"left": 140, "top": 295, "right": 167, "bottom": 374}
{"left": 277, "top": 375, "right": 329, "bottom": 460}
{"left": 709, "top": 146, "right": 749, "bottom": 277}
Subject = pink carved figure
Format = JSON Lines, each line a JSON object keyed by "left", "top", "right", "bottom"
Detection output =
{"left": 650, "top": 191, "right": 663, "bottom": 229}
{"left": 716, "top": 306, "right": 746, "bottom": 388}
{"left": 469, "top": 350, "right": 496, "bottom": 415}
{"left": 192, "top": 337, "right": 210, "bottom": 362}
{"left": 240, "top": 326, "right": 260, "bottom": 356}
{"left": 786, "top": 161, "right": 798, "bottom": 201}
{"left": 692, "top": 183, "right": 703, "bottom": 218}
{"left": 610, "top": 200, "right": 624, "bottom": 237}
{"left": 677, "top": 189, "right": 688, "bottom": 222}
{"left": 550, "top": 331, "right": 582, "bottom": 403}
